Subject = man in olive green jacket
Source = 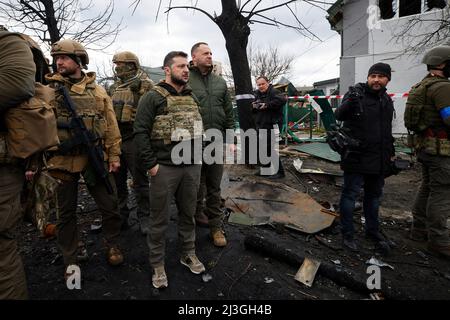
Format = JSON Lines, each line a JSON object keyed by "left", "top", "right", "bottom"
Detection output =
{"left": 134, "top": 51, "right": 205, "bottom": 289}
{"left": 0, "top": 29, "right": 36, "bottom": 300}
{"left": 188, "top": 42, "right": 235, "bottom": 247}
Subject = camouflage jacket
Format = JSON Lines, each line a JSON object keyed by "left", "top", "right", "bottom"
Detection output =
{"left": 45, "top": 72, "right": 121, "bottom": 173}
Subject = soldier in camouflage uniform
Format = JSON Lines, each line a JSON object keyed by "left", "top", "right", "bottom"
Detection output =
{"left": 405, "top": 45, "right": 450, "bottom": 260}
{"left": 45, "top": 39, "right": 124, "bottom": 278}
{"left": 0, "top": 28, "right": 36, "bottom": 300}
{"left": 110, "top": 51, "right": 153, "bottom": 234}
{"left": 134, "top": 51, "right": 205, "bottom": 289}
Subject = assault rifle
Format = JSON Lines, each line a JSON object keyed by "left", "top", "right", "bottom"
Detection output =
{"left": 57, "top": 85, "right": 114, "bottom": 194}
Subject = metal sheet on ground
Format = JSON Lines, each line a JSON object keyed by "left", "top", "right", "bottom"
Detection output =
{"left": 291, "top": 143, "right": 341, "bottom": 163}
{"left": 222, "top": 180, "right": 335, "bottom": 234}
{"left": 295, "top": 258, "right": 321, "bottom": 287}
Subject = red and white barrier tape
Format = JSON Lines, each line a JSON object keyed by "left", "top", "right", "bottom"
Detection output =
{"left": 289, "top": 92, "right": 410, "bottom": 100}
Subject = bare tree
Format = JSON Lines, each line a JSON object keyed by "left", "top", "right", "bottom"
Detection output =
{"left": 130, "top": 0, "right": 329, "bottom": 163}
{"left": 391, "top": 5, "right": 450, "bottom": 54}
{"left": 96, "top": 61, "right": 116, "bottom": 92}
{"left": 249, "top": 44, "right": 295, "bottom": 83}
{"left": 0, "top": 0, "right": 123, "bottom": 50}
{"left": 224, "top": 44, "right": 295, "bottom": 85}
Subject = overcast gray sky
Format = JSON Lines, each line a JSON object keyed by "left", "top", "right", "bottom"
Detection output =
{"left": 85, "top": 0, "right": 341, "bottom": 87}
{"left": 3, "top": 0, "right": 339, "bottom": 87}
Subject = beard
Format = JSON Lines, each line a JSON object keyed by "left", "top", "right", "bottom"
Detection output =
{"left": 171, "top": 73, "right": 188, "bottom": 86}
{"left": 368, "top": 82, "right": 384, "bottom": 91}
{"left": 57, "top": 66, "right": 77, "bottom": 77}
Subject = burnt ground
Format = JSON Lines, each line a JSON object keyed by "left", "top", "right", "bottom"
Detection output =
{"left": 18, "top": 153, "right": 450, "bottom": 302}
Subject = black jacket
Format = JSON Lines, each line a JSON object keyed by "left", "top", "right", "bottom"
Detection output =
{"left": 335, "top": 82, "right": 395, "bottom": 175}
{"left": 253, "top": 85, "right": 286, "bottom": 129}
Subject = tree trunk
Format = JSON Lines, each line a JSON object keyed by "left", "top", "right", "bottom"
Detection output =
{"left": 217, "top": 0, "right": 254, "bottom": 130}
{"left": 217, "top": 0, "right": 255, "bottom": 163}
{"left": 41, "top": 0, "right": 60, "bottom": 44}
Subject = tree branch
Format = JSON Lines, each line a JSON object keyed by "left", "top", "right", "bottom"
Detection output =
{"left": 247, "top": 0, "right": 298, "bottom": 19}
{"left": 165, "top": 5, "right": 216, "bottom": 22}
{"left": 239, "top": 0, "right": 253, "bottom": 13}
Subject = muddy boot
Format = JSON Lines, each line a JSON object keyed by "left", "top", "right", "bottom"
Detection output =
{"left": 426, "top": 243, "right": 450, "bottom": 260}
{"left": 210, "top": 228, "right": 227, "bottom": 247}
{"left": 195, "top": 212, "right": 209, "bottom": 228}
{"left": 106, "top": 246, "right": 124, "bottom": 266}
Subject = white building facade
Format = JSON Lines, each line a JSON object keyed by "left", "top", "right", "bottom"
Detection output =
{"left": 328, "top": 0, "right": 449, "bottom": 133}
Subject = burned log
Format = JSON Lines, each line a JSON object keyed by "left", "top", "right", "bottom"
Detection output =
{"left": 244, "top": 234, "right": 411, "bottom": 299}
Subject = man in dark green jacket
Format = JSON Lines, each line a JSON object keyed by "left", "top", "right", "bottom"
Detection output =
{"left": 134, "top": 51, "right": 205, "bottom": 289}
{"left": 188, "top": 42, "right": 235, "bottom": 247}
{"left": 0, "top": 29, "right": 35, "bottom": 299}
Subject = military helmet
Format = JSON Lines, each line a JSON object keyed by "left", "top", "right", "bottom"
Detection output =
{"left": 50, "top": 39, "right": 89, "bottom": 66}
{"left": 112, "top": 51, "right": 140, "bottom": 69}
{"left": 422, "top": 45, "right": 450, "bottom": 66}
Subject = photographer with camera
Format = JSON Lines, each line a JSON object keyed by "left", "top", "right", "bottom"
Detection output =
{"left": 253, "top": 76, "right": 287, "bottom": 178}
{"left": 335, "top": 63, "right": 396, "bottom": 254}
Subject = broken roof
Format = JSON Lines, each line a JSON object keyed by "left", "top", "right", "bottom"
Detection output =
{"left": 326, "top": 0, "right": 343, "bottom": 31}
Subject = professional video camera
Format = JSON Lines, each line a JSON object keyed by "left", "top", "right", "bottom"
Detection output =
{"left": 326, "top": 124, "right": 361, "bottom": 157}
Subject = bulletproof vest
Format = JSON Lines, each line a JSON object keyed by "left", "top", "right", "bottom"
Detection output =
{"left": 150, "top": 86, "right": 203, "bottom": 144}
{"left": 404, "top": 76, "right": 448, "bottom": 133}
{"left": 112, "top": 72, "right": 153, "bottom": 123}
{"left": 54, "top": 83, "right": 107, "bottom": 148}
{"left": 405, "top": 76, "right": 450, "bottom": 156}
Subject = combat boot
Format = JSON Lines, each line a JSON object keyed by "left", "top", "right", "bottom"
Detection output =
{"left": 106, "top": 246, "right": 124, "bottom": 266}
{"left": 210, "top": 228, "right": 227, "bottom": 247}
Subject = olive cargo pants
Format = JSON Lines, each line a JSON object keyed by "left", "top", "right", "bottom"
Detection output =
{"left": 412, "top": 151, "right": 450, "bottom": 246}
{"left": 147, "top": 164, "right": 201, "bottom": 267}
{"left": 0, "top": 165, "right": 27, "bottom": 300}
{"left": 55, "top": 171, "right": 122, "bottom": 266}
{"left": 114, "top": 138, "right": 150, "bottom": 223}
{"left": 195, "top": 163, "right": 224, "bottom": 230}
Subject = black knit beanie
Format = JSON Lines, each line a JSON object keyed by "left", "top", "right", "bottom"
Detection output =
{"left": 368, "top": 62, "right": 391, "bottom": 80}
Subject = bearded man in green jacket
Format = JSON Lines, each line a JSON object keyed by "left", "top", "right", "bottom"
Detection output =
{"left": 188, "top": 42, "right": 235, "bottom": 247}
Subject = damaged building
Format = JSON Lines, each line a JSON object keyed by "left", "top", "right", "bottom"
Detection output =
{"left": 327, "top": 0, "right": 449, "bottom": 134}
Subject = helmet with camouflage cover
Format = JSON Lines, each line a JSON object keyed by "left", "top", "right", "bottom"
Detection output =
{"left": 50, "top": 39, "right": 89, "bottom": 68}
{"left": 112, "top": 51, "right": 140, "bottom": 69}
{"left": 422, "top": 45, "right": 450, "bottom": 66}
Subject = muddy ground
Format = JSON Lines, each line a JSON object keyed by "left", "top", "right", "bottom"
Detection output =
{"left": 18, "top": 152, "right": 450, "bottom": 301}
